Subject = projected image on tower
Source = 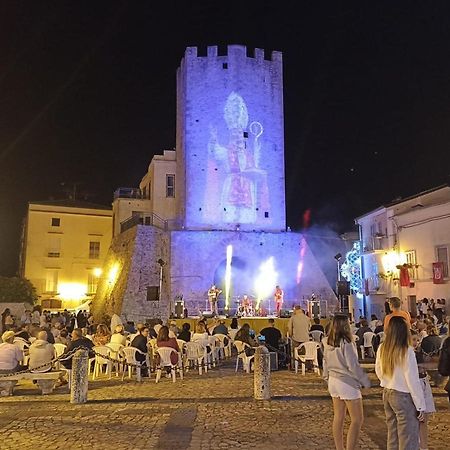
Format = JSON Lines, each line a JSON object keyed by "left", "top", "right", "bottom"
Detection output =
{"left": 206, "top": 92, "right": 270, "bottom": 224}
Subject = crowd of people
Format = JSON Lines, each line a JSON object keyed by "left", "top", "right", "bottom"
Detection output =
{"left": 322, "top": 297, "right": 450, "bottom": 450}
{"left": 1, "top": 300, "right": 450, "bottom": 449}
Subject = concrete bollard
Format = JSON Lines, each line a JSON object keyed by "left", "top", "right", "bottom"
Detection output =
{"left": 70, "top": 349, "right": 89, "bottom": 404}
{"left": 254, "top": 346, "right": 271, "bottom": 400}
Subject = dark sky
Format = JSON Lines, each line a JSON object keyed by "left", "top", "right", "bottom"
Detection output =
{"left": 2, "top": 1, "right": 450, "bottom": 276}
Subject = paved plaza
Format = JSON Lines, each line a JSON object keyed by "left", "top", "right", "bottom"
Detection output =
{"left": 1, "top": 362, "right": 449, "bottom": 450}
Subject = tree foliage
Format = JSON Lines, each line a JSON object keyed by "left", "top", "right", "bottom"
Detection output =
{"left": 0, "top": 277, "right": 37, "bottom": 304}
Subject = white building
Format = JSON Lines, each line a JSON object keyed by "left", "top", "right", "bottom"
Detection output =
{"left": 355, "top": 184, "right": 450, "bottom": 318}
{"left": 112, "top": 150, "right": 177, "bottom": 237}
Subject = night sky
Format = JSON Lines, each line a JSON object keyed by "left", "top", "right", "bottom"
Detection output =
{"left": 2, "top": 2, "right": 450, "bottom": 276}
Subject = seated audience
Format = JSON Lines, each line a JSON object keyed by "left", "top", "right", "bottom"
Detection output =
{"left": 92, "top": 323, "right": 111, "bottom": 346}
{"left": 156, "top": 325, "right": 179, "bottom": 365}
{"left": 61, "top": 328, "right": 94, "bottom": 370}
{"left": 15, "top": 324, "right": 31, "bottom": 343}
{"left": 55, "top": 329, "right": 70, "bottom": 346}
{"left": 28, "top": 330, "right": 55, "bottom": 372}
{"left": 177, "top": 323, "right": 191, "bottom": 342}
{"left": 310, "top": 318, "right": 325, "bottom": 333}
{"left": 259, "top": 319, "right": 282, "bottom": 351}
{"left": 235, "top": 323, "right": 258, "bottom": 356}
{"left": 421, "top": 324, "right": 442, "bottom": 356}
{"left": 212, "top": 319, "right": 229, "bottom": 336}
{"left": 110, "top": 324, "right": 127, "bottom": 346}
{"left": 130, "top": 326, "right": 150, "bottom": 376}
{"left": 192, "top": 322, "right": 211, "bottom": 352}
{"left": 0, "top": 331, "right": 24, "bottom": 373}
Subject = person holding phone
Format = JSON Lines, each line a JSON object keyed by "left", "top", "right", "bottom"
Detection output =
{"left": 375, "top": 316, "right": 426, "bottom": 450}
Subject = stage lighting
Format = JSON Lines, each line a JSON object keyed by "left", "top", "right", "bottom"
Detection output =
{"left": 334, "top": 253, "right": 342, "bottom": 261}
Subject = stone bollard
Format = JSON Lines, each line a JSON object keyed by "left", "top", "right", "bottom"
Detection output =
{"left": 70, "top": 349, "right": 89, "bottom": 404}
{"left": 254, "top": 346, "right": 271, "bottom": 400}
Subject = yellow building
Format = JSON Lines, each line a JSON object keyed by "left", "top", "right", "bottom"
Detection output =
{"left": 20, "top": 200, "right": 112, "bottom": 310}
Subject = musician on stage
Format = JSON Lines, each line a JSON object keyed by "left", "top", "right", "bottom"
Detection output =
{"left": 242, "top": 294, "right": 252, "bottom": 316}
{"left": 274, "top": 285, "right": 284, "bottom": 317}
{"left": 207, "top": 284, "right": 222, "bottom": 316}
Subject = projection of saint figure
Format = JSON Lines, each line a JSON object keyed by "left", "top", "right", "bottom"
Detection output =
{"left": 208, "top": 92, "right": 270, "bottom": 224}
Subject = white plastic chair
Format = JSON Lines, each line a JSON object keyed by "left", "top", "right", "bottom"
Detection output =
{"left": 214, "top": 334, "right": 231, "bottom": 359}
{"left": 53, "top": 343, "right": 67, "bottom": 370}
{"left": 228, "top": 329, "right": 238, "bottom": 341}
{"left": 208, "top": 335, "right": 219, "bottom": 367}
{"left": 106, "top": 343, "right": 124, "bottom": 377}
{"left": 294, "top": 342, "right": 320, "bottom": 375}
{"left": 184, "top": 342, "right": 207, "bottom": 375}
{"left": 93, "top": 345, "right": 112, "bottom": 379}
{"left": 376, "top": 331, "right": 385, "bottom": 344}
{"left": 120, "top": 346, "right": 148, "bottom": 380}
{"left": 310, "top": 330, "right": 324, "bottom": 343}
{"left": 13, "top": 338, "right": 29, "bottom": 365}
{"left": 155, "top": 347, "right": 182, "bottom": 383}
{"left": 360, "top": 332, "right": 376, "bottom": 359}
{"left": 234, "top": 341, "right": 254, "bottom": 373}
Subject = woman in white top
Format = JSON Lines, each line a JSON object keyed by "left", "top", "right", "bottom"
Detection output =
{"left": 375, "top": 316, "right": 426, "bottom": 450}
{"left": 323, "top": 314, "right": 370, "bottom": 450}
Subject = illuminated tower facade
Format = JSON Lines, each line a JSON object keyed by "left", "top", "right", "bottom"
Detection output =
{"left": 176, "top": 45, "right": 286, "bottom": 231}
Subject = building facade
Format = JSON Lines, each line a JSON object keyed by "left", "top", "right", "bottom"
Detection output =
{"left": 355, "top": 185, "right": 450, "bottom": 318}
{"left": 20, "top": 200, "right": 112, "bottom": 310}
{"left": 92, "top": 45, "right": 336, "bottom": 322}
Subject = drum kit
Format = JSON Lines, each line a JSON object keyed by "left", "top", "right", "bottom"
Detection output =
{"left": 234, "top": 295, "right": 258, "bottom": 317}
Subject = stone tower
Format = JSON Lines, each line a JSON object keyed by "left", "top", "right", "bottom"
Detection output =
{"left": 176, "top": 45, "right": 286, "bottom": 232}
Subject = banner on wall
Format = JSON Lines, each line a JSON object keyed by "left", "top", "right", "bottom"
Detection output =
{"left": 399, "top": 267, "right": 410, "bottom": 287}
{"left": 432, "top": 262, "right": 445, "bottom": 284}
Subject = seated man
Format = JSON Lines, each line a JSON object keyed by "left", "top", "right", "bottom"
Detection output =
{"left": 28, "top": 330, "right": 56, "bottom": 372}
{"left": 0, "top": 331, "right": 25, "bottom": 373}
{"left": 130, "top": 326, "right": 150, "bottom": 376}
{"left": 259, "top": 319, "right": 282, "bottom": 351}
{"left": 212, "top": 320, "right": 229, "bottom": 336}
{"left": 310, "top": 318, "right": 324, "bottom": 333}
{"left": 61, "top": 328, "right": 95, "bottom": 371}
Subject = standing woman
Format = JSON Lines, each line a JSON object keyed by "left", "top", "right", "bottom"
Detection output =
{"left": 438, "top": 325, "right": 450, "bottom": 403}
{"left": 375, "top": 316, "right": 426, "bottom": 450}
{"left": 323, "top": 314, "right": 370, "bottom": 450}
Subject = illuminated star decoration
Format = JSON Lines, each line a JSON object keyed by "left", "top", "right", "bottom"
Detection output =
{"left": 340, "top": 241, "right": 362, "bottom": 292}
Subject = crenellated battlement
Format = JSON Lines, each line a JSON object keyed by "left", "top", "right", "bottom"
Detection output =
{"left": 183, "top": 45, "right": 282, "bottom": 64}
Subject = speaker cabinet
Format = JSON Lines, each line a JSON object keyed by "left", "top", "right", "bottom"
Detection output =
{"left": 336, "top": 280, "right": 350, "bottom": 296}
{"left": 146, "top": 286, "right": 160, "bottom": 301}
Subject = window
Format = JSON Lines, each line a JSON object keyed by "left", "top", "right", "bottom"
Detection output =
{"left": 45, "top": 270, "right": 58, "bottom": 293}
{"left": 436, "top": 246, "right": 449, "bottom": 278}
{"left": 87, "top": 272, "right": 99, "bottom": 294}
{"left": 47, "top": 236, "right": 61, "bottom": 257}
{"left": 222, "top": 62, "right": 228, "bottom": 69}
{"left": 166, "top": 174, "right": 175, "bottom": 198}
{"left": 142, "top": 186, "right": 147, "bottom": 199}
{"left": 89, "top": 241, "right": 100, "bottom": 259}
{"left": 51, "top": 217, "right": 60, "bottom": 227}
{"left": 405, "top": 250, "right": 418, "bottom": 279}
{"left": 243, "top": 131, "right": 248, "bottom": 138}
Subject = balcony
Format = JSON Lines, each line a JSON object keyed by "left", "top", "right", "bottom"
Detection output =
{"left": 120, "top": 213, "right": 183, "bottom": 233}
{"left": 114, "top": 187, "right": 143, "bottom": 200}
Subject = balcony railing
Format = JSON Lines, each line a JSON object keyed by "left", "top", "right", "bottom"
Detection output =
{"left": 114, "top": 187, "right": 143, "bottom": 200}
{"left": 120, "top": 213, "right": 183, "bottom": 233}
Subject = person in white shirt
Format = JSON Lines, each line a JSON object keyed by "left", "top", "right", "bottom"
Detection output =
{"left": 375, "top": 316, "right": 426, "bottom": 450}
{"left": 0, "top": 331, "right": 24, "bottom": 373}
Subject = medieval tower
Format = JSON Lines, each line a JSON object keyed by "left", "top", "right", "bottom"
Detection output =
{"left": 176, "top": 45, "right": 285, "bottom": 231}
{"left": 92, "top": 45, "right": 337, "bottom": 321}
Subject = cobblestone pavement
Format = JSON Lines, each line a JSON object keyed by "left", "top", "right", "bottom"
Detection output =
{"left": 1, "top": 361, "right": 449, "bottom": 450}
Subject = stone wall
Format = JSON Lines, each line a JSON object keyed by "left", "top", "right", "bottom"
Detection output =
{"left": 91, "top": 226, "right": 171, "bottom": 324}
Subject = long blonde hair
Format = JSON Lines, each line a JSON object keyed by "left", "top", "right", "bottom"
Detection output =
{"left": 379, "top": 316, "right": 411, "bottom": 378}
